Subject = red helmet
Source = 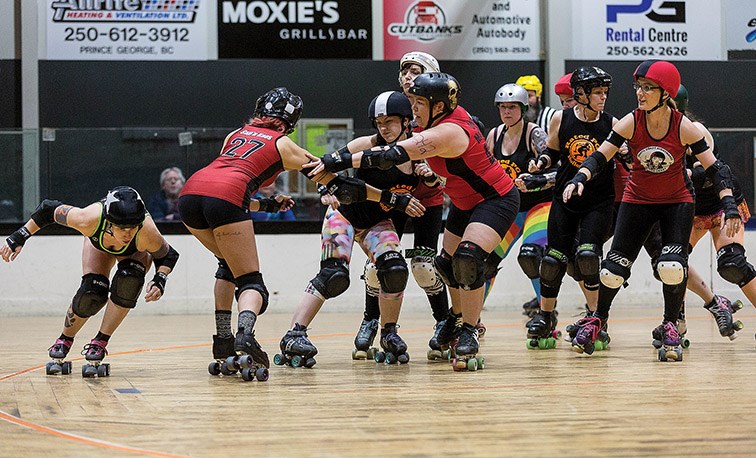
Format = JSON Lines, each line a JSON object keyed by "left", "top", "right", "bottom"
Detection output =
{"left": 554, "top": 73, "right": 572, "bottom": 96}
{"left": 633, "top": 60, "right": 680, "bottom": 97}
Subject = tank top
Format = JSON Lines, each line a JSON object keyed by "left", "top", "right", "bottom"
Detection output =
{"left": 555, "top": 108, "right": 615, "bottom": 211}
{"left": 87, "top": 203, "right": 141, "bottom": 256}
{"left": 491, "top": 123, "right": 552, "bottom": 212}
{"left": 421, "top": 106, "right": 514, "bottom": 211}
{"left": 624, "top": 109, "right": 693, "bottom": 204}
{"left": 181, "top": 125, "right": 285, "bottom": 210}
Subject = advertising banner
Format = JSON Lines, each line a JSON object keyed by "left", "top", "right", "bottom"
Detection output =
{"left": 572, "top": 0, "right": 723, "bottom": 61}
{"left": 725, "top": 0, "right": 756, "bottom": 58}
{"left": 43, "top": 0, "right": 211, "bottom": 60}
{"left": 218, "top": 0, "right": 371, "bottom": 58}
{"left": 383, "top": 0, "right": 540, "bottom": 61}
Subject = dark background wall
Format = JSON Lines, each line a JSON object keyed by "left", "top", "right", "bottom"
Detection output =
{"left": 0, "top": 59, "right": 21, "bottom": 128}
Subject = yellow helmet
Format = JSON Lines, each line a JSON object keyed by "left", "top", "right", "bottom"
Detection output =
{"left": 515, "top": 75, "right": 543, "bottom": 97}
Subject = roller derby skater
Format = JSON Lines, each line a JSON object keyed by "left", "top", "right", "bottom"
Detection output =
{"left": 0, "top": 187, "right": 179, "bottom": 379}
{"left": 208, "top": 259, "right": 241, "bottom": 376}
{"left": 81, "top": 338, "right": 110, "bottom": 378}
{"left": 704, "top": 295, "right": 743, "bottom": 341}
{"left": 275, "top": 323, "right": 317, "bottom": 368}
{"left": 427, "top": 309, "right": 461, "bottom": 361}
{"left": 46, "top": 337, "right": 73, "bottom": 376}
{"left": 451, "top": 323, "right": 485, "bottom": 372}
{"left": 375, "top": 323, "right": 410, "bottom": 365}
{"left": 526, "top": 310, "right": 561, "bottom": 350}
{"left": 352, "top": 317, "right": 379, "bottom": 360}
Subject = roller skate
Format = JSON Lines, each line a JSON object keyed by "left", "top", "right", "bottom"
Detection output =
{"left": 654, "top": 321, "right": 684, "bottom": 362}
{"left": 375, "top": 323, "right": 410, "bottom": 364}
{"left": 226, "top": 327, "right": 269, "bottom": 382}
{"left": 274, "top": 323, "right": 317, "bottom": 369}
{"left": 208, "top": 335, "right": 237, "bottom": 376}
{"left": 427, "top": 311, "right": 462, "bottom": 360}
{"left": 705, "top": 295, "right": 743, "bottom": 341}
{"left": 570, "top": 315, "right": 610, "bottom": 355}
{"left": 526, "top": 310, "right": 561, "bottom": 350}
{"left": 351, "top": 318, "right": 379, "bottom": 360}
{"left": 46, "top": 338, "right": 73, "bottom": 375}
{"left": 565, "top": 311, "right": 609, "bottom": 351}
{"left": 451, "top": 323, "right": 484, "bottom": 371}
{"left": 475, "top": 319, "right": 487, "bottom": 339}
{"left": 522, "top": 296, "right": 540, "bottom": 318}
{"left": 81, "top": 339, "right": 110, "bottom": 378}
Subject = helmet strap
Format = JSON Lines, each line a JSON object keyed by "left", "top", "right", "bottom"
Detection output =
{"left": 645, "top": 94, "right": 668, "bottom": 114}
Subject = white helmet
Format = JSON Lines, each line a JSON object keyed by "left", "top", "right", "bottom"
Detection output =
{"left": 494, "top": 83, "right": 529, "bottom": 108}
{"left": 399, "top": 51, "right": 440, "bottom": 73}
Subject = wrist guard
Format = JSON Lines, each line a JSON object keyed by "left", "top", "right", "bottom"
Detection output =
{"left": 522, "top": 174, "right": 548, "bottom": 191}
{"left": 567, "top": 172, "right": 588, "bottom": 189}
{"left": 380, "top": 190, "right": 411, "bottom": 213}
{"left": 257, "top": 197, "right": 282, "bottom": 213}
{"left": 30, "top": 199, "right": 62, "bottom": 228}
{"left": 721, "top": 195, "right": 740, "bottom": 221}
{"left": 6, "top": 227, "right": 31, "bottom": 251}
{"left": 153, "top": 245, "right": 179, "bottom": 271}
{"left": 535, "top": 154, "right": 551, "bottom": 170}
{"left": 151, "top": 272, "right": 167, "bottom": 294}
{"left": 321, "top": 146, "right": 353, "bottom": 173}
{"left": 581, "top": 152, "right": 608, "bottom": 177}
{"left": 325, "top": 175, "right": 367, "bottom": 205}
{"left": 360, "top": 145, "right": 410, "bottom": 170}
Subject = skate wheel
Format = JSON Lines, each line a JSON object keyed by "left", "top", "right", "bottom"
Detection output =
{"left": 241, "top": 367, "right": 254, "bottom": 381}
{"left": 477, "top": 356, "right": 485, "bottom": 370}
{"left": 208, "top": 362, "right": 221, "bottom": 376}
{"left": 238, "top": 355, "right": 254, "bottom": 369}
{"left": 467, "top": 358, "right": 478, "bottom": 371}
{"left": 681, "top": 338, "right": 691, "bottom": 349}
{"left": 454, "top": 360, "right": 467, "bottom": 371}
{"left": 273, "top": 354, "right": 285, "bottom": 366}
{"left": 427, "top": 349, "right": 441, "bottom": 360}
{"left": 547, "top": 337, "right": 557, "bottom": 349}
{"left": 99, "top": 363, "right": 110, "bottom": 377}
{"left": 352, "top": 349, "right": 366, "bottom": 360}
{"left": 62, "top": 362, "right": 72, "bottom": 375}
{"left": 652, "top": 339, "right": 662, "bottom": 349}
{"left": 397, "top": 353, "right": 409, "bottom": 364}
{"left": 675, "top": 349, "right": 683, "bottom": 361}
{"left": 45, "top": 362, "right": 61, "bottom": 375}
{"left": 304, "top": 358, "right": 316, "bottom": 368}
{"left": 255, "top": 367, "right": 269, "bottom": 381}
{"left": 658, "top": 348, "right": 666, "bottom": 361}
{"left": 594, "top": 340, "right": 606, "bottom": 352}
{"left": 735, "top": 320, "right": 744, "bottom": 331}
{"left": 571, "top": 344, "right": 584, "bottom": 354}
{"left": 366, "top": 347, "right": 378, "bottom": 360}
{"left": 225, "top": 356, "right": 237, "bottom": 369}
{"left": 82, "top": 364, "right": 96, "bottom": 378}
{"left": 220, "top": 362, "right": 236, "bottom": 375}
{"left": 385, "top": 353, "right": 397, "bottom": 365}
{"left": 374, "top": 351, "right": 386, "bottom": 364}
{"left": 733, "top": 300, "right": 744, "bottom": 312}
{"left": 526, "top": 339, "right": 538, "bottom": 350}
{"left": 451, "top": 358, "right": 461, "bottom": 372}
{"left": 291, "top": 355, "right": 304, "bottom": 368}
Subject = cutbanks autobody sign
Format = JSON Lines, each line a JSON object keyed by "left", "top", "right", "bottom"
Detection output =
{"left": 44, "top": 0, "right": 210, "bottom": 60}
{"left": 573, "top": 0, "right": 723, "bottom": 60}
{"left": 384, "top": 0, "right": 539, "bottom": 60}
{"left": 218, "top": 1, "right": 371, "bottom": 58}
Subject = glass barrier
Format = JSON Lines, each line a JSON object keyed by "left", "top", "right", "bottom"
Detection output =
{"left": 2, "top": 127, "right": 754, "bottom": 228}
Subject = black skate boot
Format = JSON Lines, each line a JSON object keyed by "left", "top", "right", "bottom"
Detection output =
{"left": 352, "top": 318, "right": 379, "bottom": 360}
{"left": 427, "top": 310, "right": 462, "bottom": 360}
{"left": 704, "top": 295, "right": 743, "bottom": 341}
{"left": 654, "top": 320, "right": 683, "bottom": 362}
{"left": 451, "top": 322, "right": 484, "bottom": 371}
{"left": 226, "top": 327, "right": 270, "bottom": 382}
{"left": 81, "top": 339, "right": 110, "bottom": 378}
{"left": 208, "top": 335, "right": 236, "bottom": 376}
{"left": 570, "top": 315, "right": 610, "bottom": 355}
{"left": 526, "top": 310, "right": 561, "bottom": 350}
{"left": 46, "top": 338, "right": 73, "bottom": 375}
{"left": 522, "top": 296, "right": 540, "bottom": 318}
{"left": 275, "top": 323, "right": 318, "bottom": 369}
{"left": 375, "top": 323, "right": 409, "bottom": 364}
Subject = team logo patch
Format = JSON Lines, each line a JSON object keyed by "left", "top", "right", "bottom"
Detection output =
{"left": 564, "top": 134, "right": 600, "bottom": 168}
{"left": 498, "top": 159, "right": 521, "bottom": 180}
{"left": 381, "top": 184, "right": 414, "bottom": 212}
{"left": 637, "top": 146, "right": 674, "bottom": 173}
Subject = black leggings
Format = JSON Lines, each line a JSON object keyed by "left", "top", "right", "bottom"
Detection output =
{"left": 541, "top": 198, "right": 614, "bottom": 299}
{"left": 597, "top": 201, "right": 694, "bottom": 322}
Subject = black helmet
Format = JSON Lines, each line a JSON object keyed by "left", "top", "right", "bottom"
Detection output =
{"left": 368, "top": 91, "right": 413, "bottom": 121}
{"left": 254, "top": 87, "right": 303, "bottom": 134}
{"left": 674, "top": 84, "right": 688, "bottom": 112}
{"left": 407, "top": 72, "right": 460, "bottom": 114}
{"left": 570, "top": 66, "right": 613, "bottom": 96}
{"left": 104, "top": 186, "right": 145, "bottom": 227}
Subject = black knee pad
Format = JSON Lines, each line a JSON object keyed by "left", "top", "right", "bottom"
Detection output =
{"left": 434, "top": 250, "right": 459, "bottom": 288}
{"left": 717, "top": 243, "right": 756, "bottom": 287}
{"left": 110, "top": 259, "right": 146, "bottom": 308}
{"left": 575, "top": 243, "right": 601, "bottom": 289}
{"left": 71, "top": 273, "right": 109, "bottom": 318}
{"left": 483, "top": 253, "right": 502, "bottom": 281}
{"left": 234, "top": 271, "right": 269, "bottom": 314}
{"left": 539, "top": 248, "right": 568, "bottom": 289}
{"left": 310, "top": 259, "right": 350, "bottom": 299}
{"left": 452, "top": 241, "right": 487, "bottom": 290}
{"left": 214, "top": 257, "right": 234, "bottom": 283}
{"left": 376, "top": 251, "right": 409, "bottom": 294}
{"left": 600, "top": 250, "right": 633, "bottom": 289}
{"left": 517, "top": 244, "right": 542, "bottom": 279}
{"left": 656, "top": 244, "right": 688, "bottom": 286}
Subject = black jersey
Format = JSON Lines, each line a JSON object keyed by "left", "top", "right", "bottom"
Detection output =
{"left": 491, "top": 124, "right": 552, "bottom": 212}
{"left": 555, "top": 108, "right": 615, "bottom": 212}
{"left": 87, "top": 203, "right": 142, "bottom": 256}
{"left": 685, "top": 145, "right": 745, "bottom": 216}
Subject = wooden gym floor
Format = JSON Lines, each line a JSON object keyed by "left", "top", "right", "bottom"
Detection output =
{"left": 1, "top": 304, "right": 756, "bottom": 457}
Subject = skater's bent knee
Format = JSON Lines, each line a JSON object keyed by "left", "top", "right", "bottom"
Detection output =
{"left": 235, "top": 271, "right": 269, "bottom": 313}
{"left": 110, "top": 259, "right": 146, "bottom": 308}
{"left": 72, "top": 273, "right": 110, "bottom": 317}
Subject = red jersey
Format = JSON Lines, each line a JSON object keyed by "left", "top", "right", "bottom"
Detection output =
{"left": 623, "top": 109, "right": 693, "bottom": 204}
{"left": 420, "top": 106, "right": 514, "bottom": 211}
{"left": 181, "top": 125, "right": 285, "bottom": 209}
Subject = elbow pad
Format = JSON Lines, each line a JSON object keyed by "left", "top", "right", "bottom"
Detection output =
{"left": 360, "top": 145, "right": 410, "bottom": 170}
{"left": 325, "top": 175, "right": 367, "bottom": 205}
{"left": 705, "top": 160, "right": 734, "bottom": 194}
{"left": 31, "top": 199, "right": 62, "bottom": 228}
{"left": 153, "top": 245, "right": 180, "bottom": 271}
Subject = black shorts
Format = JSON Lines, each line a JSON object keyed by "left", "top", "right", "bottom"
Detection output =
{"left": 178, "top": 195, "right": 250, "bottom": 230}
{"left": 445, "top": 187, "right": 520, "bottom": 240}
